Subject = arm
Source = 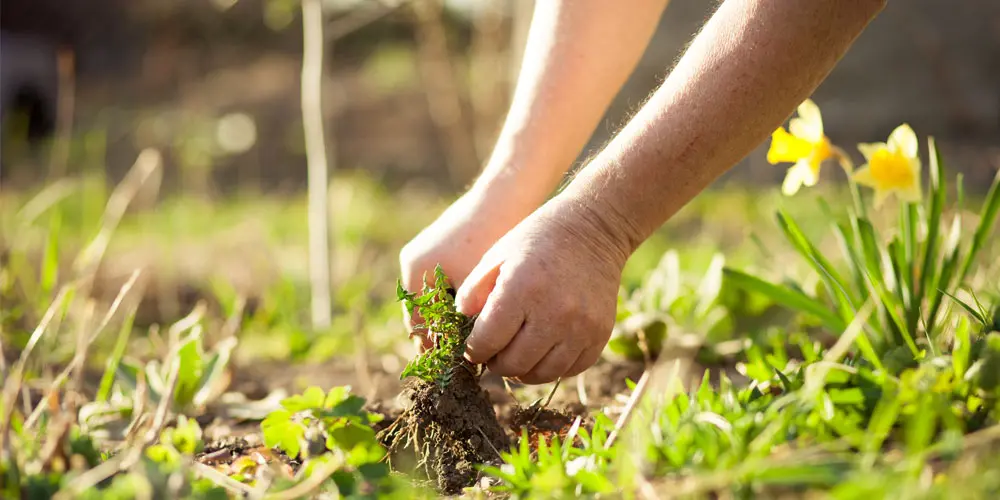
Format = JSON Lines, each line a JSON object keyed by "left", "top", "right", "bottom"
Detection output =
{"left": 561, "top": 0, "right": 888, "bottom": 256}
{"left": 473, "top": 0, "right": 672, "bottom": 209}
{"left": 457, "top": 0, "right": 888, "bottom": 384}
{"left": 400, "top": 0, "right": 669, "bottom": 322}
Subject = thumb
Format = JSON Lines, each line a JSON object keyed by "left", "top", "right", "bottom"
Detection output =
{"left": 455, "top": 258, "right": 502, "bottom": 317}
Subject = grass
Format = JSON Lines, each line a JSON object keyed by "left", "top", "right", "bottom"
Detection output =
{"left": 2, "top": 111, "right": 1000, "bottom": 498}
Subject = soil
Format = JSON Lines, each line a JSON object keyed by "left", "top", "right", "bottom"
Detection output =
{"left": 377, "top": 368, "right": 509, "bottom": 495}
{"left": 178, "top": 345, "right": 739, "bottom": 495}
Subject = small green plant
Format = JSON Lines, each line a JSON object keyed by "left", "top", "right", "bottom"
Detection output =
{"left": 396, "top": 265, "right": 475, "bottom": 387}
{"left": 115, "top": 323, "right": 236, "bottom": 415}
{"left": 261, "top": 386, "right": 383, "bottom": 460}
{"left": 481, "top": 413, "right": 618, "bottom": 498}
{"left": 145, "top": 415, "right": 205, "bottom": 465}
{"left": 610, "top": 251, "right": 731, "bottom": 361}
{"left": 260, "top": 386, "right": 413, "bottom": 498}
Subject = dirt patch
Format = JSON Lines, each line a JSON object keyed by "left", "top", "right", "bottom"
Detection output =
{"left": 507, "top": 406, "right": 577, "bottom": 435}
{"left": 377, "top": 368, "right": 509, "bottom": 495}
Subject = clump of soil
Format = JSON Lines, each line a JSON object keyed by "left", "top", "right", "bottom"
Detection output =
{"left": 378, "top": 367, "right": 509, "bottom": 494}
{"left": 508, "top": 405, "right": 577, "bottom": 435}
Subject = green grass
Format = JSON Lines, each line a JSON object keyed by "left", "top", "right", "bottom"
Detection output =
{"left": 3, "top": 128, "right": 1000, "bottom": 498}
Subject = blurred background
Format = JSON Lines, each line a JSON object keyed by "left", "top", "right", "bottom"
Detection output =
{"left": 4, "top": 0, "right": 999, "bottom": 190}
{"left": 2, "top": 0, "right": 1000, "bottom": 385}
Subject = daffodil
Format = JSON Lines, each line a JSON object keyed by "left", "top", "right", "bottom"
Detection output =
{"left": 767, "top": 99, "right": 836, "bottom": 196}
{"left": 851, "top": 124, "right": 921, "bottom": 207}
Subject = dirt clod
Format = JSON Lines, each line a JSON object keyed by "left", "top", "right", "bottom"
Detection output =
{"left": 378, "top": 367, "right": 509, "bottom": 495}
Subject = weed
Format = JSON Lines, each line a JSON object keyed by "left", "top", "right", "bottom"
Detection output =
{"left": 396, "top": 265, "right": 476, "bottom": 388}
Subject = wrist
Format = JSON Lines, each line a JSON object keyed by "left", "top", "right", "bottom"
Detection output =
{"left": 470, "top": 137, "right": 571, "bottom": 209}
{"left": 549, "top": 190, "right": 644, "bottom": 269}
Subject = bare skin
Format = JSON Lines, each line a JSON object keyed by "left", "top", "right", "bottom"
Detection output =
{"left": 399, "top": 0, "right": 669, "bottom": 335}
{"left": 403, "top": 0, "right": 888, "bottom": 383}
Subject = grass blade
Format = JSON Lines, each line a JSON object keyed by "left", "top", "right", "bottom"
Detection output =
{"left": 926, "top": 214, "right": 963, "bottom": 333}
{"left": 918, "top": 137, "right": 946, "bottom": 303}
{"left": 776, "top": 210, "right": 856, "bottom": 320}
{"left": 40, "top": 210, "right": 61, "bottom": 302}
{"left": 97, "top": 306, "right": 138, "bottom": 402}
{"left": 723, "top": 268, "right": 846, "bottom": 333}
{"left": 958, "top": 167, "right": 1000, "bottom": 283}
{"left": 940, "top": 290, "right": 989, "bottom": 327}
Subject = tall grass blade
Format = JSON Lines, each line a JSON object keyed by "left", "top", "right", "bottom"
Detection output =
{"left": 776, "top": 210, "right": 855, "bottom": 320}
{"left": 940, "top": 290, "right": 989, "bottom": 327}
{"left": 73, "top": 149, "right": 161, "bottom": 278}
{"left": 958, "top": 168, "right": 1000, "bottom": 283}
{"left": 926, "top": 214, "right": 963, "bottom": 333}
{"left": 97, "top": 305, "right": 138, "bottom": 402}
{"left": 723, "top": 268, "right": 846, "bottom": 333}
{"left": 40, "top": 210, "right": 61, "bottom": 301}
{"left": 917, "top": 138, "right": 946, "bottom": 333}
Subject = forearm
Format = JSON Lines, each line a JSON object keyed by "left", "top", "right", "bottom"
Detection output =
{"left": 474, "top": 0, "right": 670, "bottom": 209}
{"left": 560, "top": 0, "right": 887, "bottom": 259}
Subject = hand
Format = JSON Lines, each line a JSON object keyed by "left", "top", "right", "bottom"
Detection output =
{"left": 399, "top": 185, "right": 536, "bottom": 346}
{"left": 455, "top": 196, "right": 633, "bottom": 384}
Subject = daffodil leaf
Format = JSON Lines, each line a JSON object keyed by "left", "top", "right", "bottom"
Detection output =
{"left": 958, "top": 167, "right": 1000, "bottom": 284}
{"left": 722, "top": 268, "right": 846, "bottom": 334}
{"left": 776, "top": 209, "right": 855, "bottom": 322}
{"left": 919, "top": 137, "right": 947, "bottom": 333}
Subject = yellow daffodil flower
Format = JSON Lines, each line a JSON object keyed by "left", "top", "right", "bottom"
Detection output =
{"left": 851, "top": 123, "right": 922, "bottom": 207}
{"left": 767, "top": 99, "right": 835, "bottom": 196}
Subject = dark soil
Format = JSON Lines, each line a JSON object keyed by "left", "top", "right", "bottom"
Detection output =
{"left": 507, "top": 406, "right": 577, "bottom": 435}
{"left": 377, "top": 368, "right": 509, "bottom": 495}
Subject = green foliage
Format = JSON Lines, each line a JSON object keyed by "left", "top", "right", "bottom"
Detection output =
{"left": 610, "top": 252, "right": 732, "bottom": 361}
{"left": 481, "top": 414, "right": 618, "bottom": 498}
{"left": 259, "top": 386, "right": 410, "bottom": 498}
{"left": 396, "top": 265, "right": 474, "bottom": 387}
{"left": 113, "top": 325, "right": 237, "bottom": 414}
{"left": 262, "top": 386, "right": 382, "bottom": 460}
{"left": 725, "top": 135, "right": 1000, "bottom": 373}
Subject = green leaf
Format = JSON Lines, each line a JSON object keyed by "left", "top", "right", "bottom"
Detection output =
{"left": 574, "top": 470, "right": 615, "bottom": 493}
{"left": 97, "top": 306, "right": 137, "bottom": 403}
{"left": 831, "top": 220, "right": 868, "bottom": 307}
{"left": 776, "top": 209, "right": 855, "bottom": 320}
{"left": 952, "top": 316, "right": 972, "bottom": 378}
{"left": 865, "top": 386, "right": 902, "bottom": 457}
{"left": 958, "top": 167, "right": 1000, "bottom": 283}
{"left": 917, "top": 137, "right": 946, "bottom": 319}
{"left": 193, "top": 337, "right": 236, "bottom": 407}
{"left": 887, "top": 238, "right": 911, "bottom": 315}
{"left": 723, "top": 268, "right": 846, "bottom": 333}
{"left": 941, "top": 290, "right": 990, "bottom": 327}
{"left": 261, "top": 409, "right": 305, "bottom": 459}
{"left": 327, "top": 423, "right": 376, "bottom": 451}
{"left": 854, "top": 218, "right": 885, "bottom": 286}
{"left": 695, "top": 254, "right": 725, "bottom": 318}
{"left": 173, "top": 334, "right": 204, "bottom": 409}
{"left": 283, "top": 386, "right": 326, "bottom": 412}
{"left": 750, "top": 461, "right": 849, "bottom": 488}
{"left": 40, "top": 210, "right": 61, "bottom": 299}
{"left": 904, "top": 393, "right": 937, "bottom": 454}
{"left": 328, "top": 395, "right": 366, "bottom": 418}
{"left": 926, "top": 215, "right": 964, "bottom": 332}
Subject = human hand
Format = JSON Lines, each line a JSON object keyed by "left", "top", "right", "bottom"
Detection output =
{"left": 399, "top": 185, "right": 537, "bottom": 347}
{"left": 454, "top": 195, "right": 635, "bottom": 384}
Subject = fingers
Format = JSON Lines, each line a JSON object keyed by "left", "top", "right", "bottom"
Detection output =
{"left": 465, "top": 281, "right": 526, "bottom": 364}
{"left": 564, "top": 345, "right": 604, "bottom": 378}
{"left": 455, "top": 259, "right": 501, "bottom": 317}
{"left": 458, "top": 254, "right": 523, "bottom": 365}
{"left": 485, "top": 317, "right": 556, "bottom": 378}
{"left": 514, "top": 342, "right": 585, "bottom": 385}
